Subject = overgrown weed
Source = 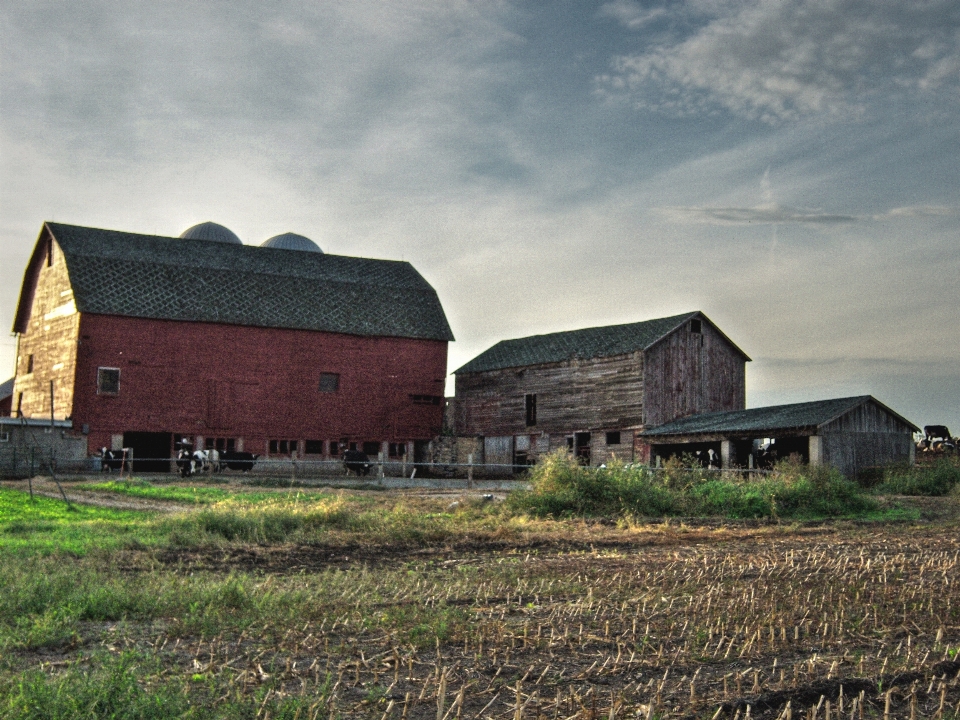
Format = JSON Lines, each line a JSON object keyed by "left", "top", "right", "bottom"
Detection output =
{"left": 509, "top": 451, "right": 879, "bottom": 519}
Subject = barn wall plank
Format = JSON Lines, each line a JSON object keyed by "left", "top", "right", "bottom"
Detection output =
{"left": 454, "top": 351, "right": 646, "bottom": 437}
{"left": 643, "top": 320, "right": 746, "bottom": 427}
{"left": 11, "top": 237, "right": 80, "bottom": 421}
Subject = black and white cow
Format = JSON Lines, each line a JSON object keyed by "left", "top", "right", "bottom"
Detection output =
{"left": 342, "top": 449, "right": 372, "bottom": 476}
{"left": 100, "top": 448, "right": 123, "bottom": 472}
{"left": 925, "top": 425, "right": 952, "bottom": 443}
{"left": 176, "top": 448, "right": 196, "bottom": 477}
{"left": 220, "top": 451, "right": 259, "bottom": 471}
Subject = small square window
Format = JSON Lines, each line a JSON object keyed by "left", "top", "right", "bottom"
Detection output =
{"left": 606, "top": 431, "right": 621, "bottom": 445}
{"left": 305, "top": 440, "right": 325, "bottom": 455}
{"left": 362, "top": 441, "right": 381, "bottom": 456}
{"left": 690, "top": 319, "right": 702, "bottom": 334}
{"left": 0, "top": 432, "right": 9, "bottom": 443}
{"left": 97, "top": 367, "right": 120, "bottom": 395}
{"left": 389, "top": 443, "right": 405, "bottom": 458}
{"left": 319, "top": 373, "right": 340, "bottom": 392}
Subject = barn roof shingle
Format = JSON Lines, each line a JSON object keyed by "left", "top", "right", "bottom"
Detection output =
{"left": 641, "top": 395, "right": 919, "bottom": 436}
{"left": 455, "top": 312, "right": 748, "bottom": 374}
{"left": 15, "top": 223, "right": 454, "bottom": 342}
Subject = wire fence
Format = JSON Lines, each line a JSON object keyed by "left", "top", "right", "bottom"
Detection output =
{"left": 2, "top": 451, "right": 776, "bottom": 484}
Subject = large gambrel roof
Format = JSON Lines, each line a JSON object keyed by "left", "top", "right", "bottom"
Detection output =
{"left": 455, "top": 311, "right": 749, "bottom": 374}
{"left": 13, "top": 223, "right": 454, "bottom": 342}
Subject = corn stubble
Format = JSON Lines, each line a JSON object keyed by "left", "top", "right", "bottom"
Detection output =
{"left": 8, "top": 524, "right": 960, "bottom": 719}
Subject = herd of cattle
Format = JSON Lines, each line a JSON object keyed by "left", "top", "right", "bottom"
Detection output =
{"left": 96, "top": 426, "right": 958, "bottom": 477}
{"left": 98, "top": 446, "right": 374, "bottom": 477}
{"left": 919, "top": 425, "right": 958, "bottom": 453}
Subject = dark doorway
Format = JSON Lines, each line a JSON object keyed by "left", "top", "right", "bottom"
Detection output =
{"left": 122, "top": 432, "right": 173, "bottom": 473}
{"left": 413, "top": 439, "right": 431, "bottom": 476}
{"left": 574, "top": 432, "right": 591, "bottom": 465}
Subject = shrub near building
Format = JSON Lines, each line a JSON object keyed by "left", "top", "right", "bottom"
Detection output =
{"left": 509, "top": 451, "right": 879, "bottom": 520}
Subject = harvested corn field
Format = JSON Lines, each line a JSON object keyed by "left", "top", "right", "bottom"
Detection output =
{"left": 4, "top": 512, "right": 960, "bottom": 719}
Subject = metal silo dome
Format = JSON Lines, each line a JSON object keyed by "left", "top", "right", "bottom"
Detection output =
{"left": 261, "top": 233, "right": 323, "bottom": 253}
{"left": 179, "top": 222, "right": 243, "bottom": 245}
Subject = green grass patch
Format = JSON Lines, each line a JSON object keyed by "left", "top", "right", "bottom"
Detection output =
{"left": 871, "top": 457, "right": 960, "bottom": 496}
{"left": 159, "top": 495, "right": 500, "bottom": 546}
{"left": 0, "top": 489, "right": 162, "bottom": 557}
{"left": 81, "top": 480, "right": 325, "bottom": 505}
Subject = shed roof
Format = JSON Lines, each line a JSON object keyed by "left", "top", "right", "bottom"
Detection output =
{"left": 0, "top": 417, "right": 72, "bottom": 428}
{"left": 641, "top": 395, "right": 919, "bottom": 437}
{"left": 455, "top": 311, "right": 748, "bottom": 374}
{"left": 13, "top": 223, "right": 453, "bottom": 342}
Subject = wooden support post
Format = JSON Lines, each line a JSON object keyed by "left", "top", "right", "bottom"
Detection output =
{"left": 467, "top": 453, "right": 473, "bottom": 488}
{"left": 808, "top": 435, "right": 822, "bottom": 466}
{"left": 720, "top": 440, "right": 732, "bottom": 470}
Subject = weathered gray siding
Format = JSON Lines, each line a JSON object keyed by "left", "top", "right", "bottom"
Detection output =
{"left": 643, "top": 321, "right": 745, "bottom": 427}
{"left": 455, "top": 351, "right": 646, "bottom": 437}
{"left": 820, "top": 432, "right": 914, "bottom": 477}
{"left": 819, "top": 399, "right": 916, "bottom": 476}
{"left": 819, "top": 401, "right": 915, "bottom": 435}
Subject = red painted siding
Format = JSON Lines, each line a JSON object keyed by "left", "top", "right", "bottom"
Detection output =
{"left": 72, "top": 314, "right": 448, "bottom": 455}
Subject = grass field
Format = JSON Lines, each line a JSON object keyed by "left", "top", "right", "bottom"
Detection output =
{"left": 2, "top": 462, "right": 960, "bottom": 719}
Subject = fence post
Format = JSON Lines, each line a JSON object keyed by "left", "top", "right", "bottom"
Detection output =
{"left": 467, "top": 453, "right": 473, "bottom": 488}
{"left": 401, "top": 453, "right": 407, "bottom": 478}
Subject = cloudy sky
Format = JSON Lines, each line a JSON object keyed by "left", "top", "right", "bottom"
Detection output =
{"left": 2, "top": 0, "right": 958, "bottom": 430}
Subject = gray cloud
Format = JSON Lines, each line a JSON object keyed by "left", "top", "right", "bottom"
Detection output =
{"left": 598, "top": 1, "right": 667, "bottom": 30}
{"left": 877, "top": 205, "right": 958, "bottom": 219}
{"left": 599, "top": 0, "right": 960, "bottom": 122}
{"left": 1, "top": 1, "right": 959, "bottom": 431}
{"left": 662, "top": 203, "right": 857, "bottom": 225}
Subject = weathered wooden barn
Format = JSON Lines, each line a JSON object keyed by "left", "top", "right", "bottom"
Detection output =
{"left": 640, "top": 395, "right": 918, "bottom": 477}
{"left": 453, "top": 312, "right": 749, "bottom": 468}
{"left": 10, "top": 222, "right": 453, "bottom": 470}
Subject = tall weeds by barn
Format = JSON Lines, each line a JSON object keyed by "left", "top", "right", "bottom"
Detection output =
{"left": 508, "top": 451, "right": 881, "bottom": 520}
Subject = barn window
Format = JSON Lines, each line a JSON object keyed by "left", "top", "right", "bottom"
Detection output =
{"left": 0, "top": 432, "right": 9, "bottom": 443}
{"left": 304, "top": 440, "right": 325, "bottom": 455}
{"left": 205, "top": 437, "right": 236, "bottom": 452}
{"left": 319, "top": 373, "right": 340, "bottom": 392}
{"left": 690, "top": 319, "right": 702, "bottom": 334}
{"left": 525, "top": 394, "right": 537, "bottom": 427}
{"left": 362, "top": 441, "right": 381, "bottom": 456}
{"left": 606, "top": 431, "right": 621, "bottom": 445}
{"left": 26, "top": 355, "right": 34, "bottom": 374}
{"left": 269, "top": 439, "right": 298, "bottom": 455}
{"left": 97, "top": 367, "right": 120, "bottom": 395}
{"left": 389, "top": 443, "right": 405, "bottom": 458}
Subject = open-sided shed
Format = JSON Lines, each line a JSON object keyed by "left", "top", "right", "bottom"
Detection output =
{"left": 640, "top": 395, "right": 918, "bottom": 478}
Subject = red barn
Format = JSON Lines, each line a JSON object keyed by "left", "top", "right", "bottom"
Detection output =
{"left": 11, "top": 222, "right": 453, "bottom": 469}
